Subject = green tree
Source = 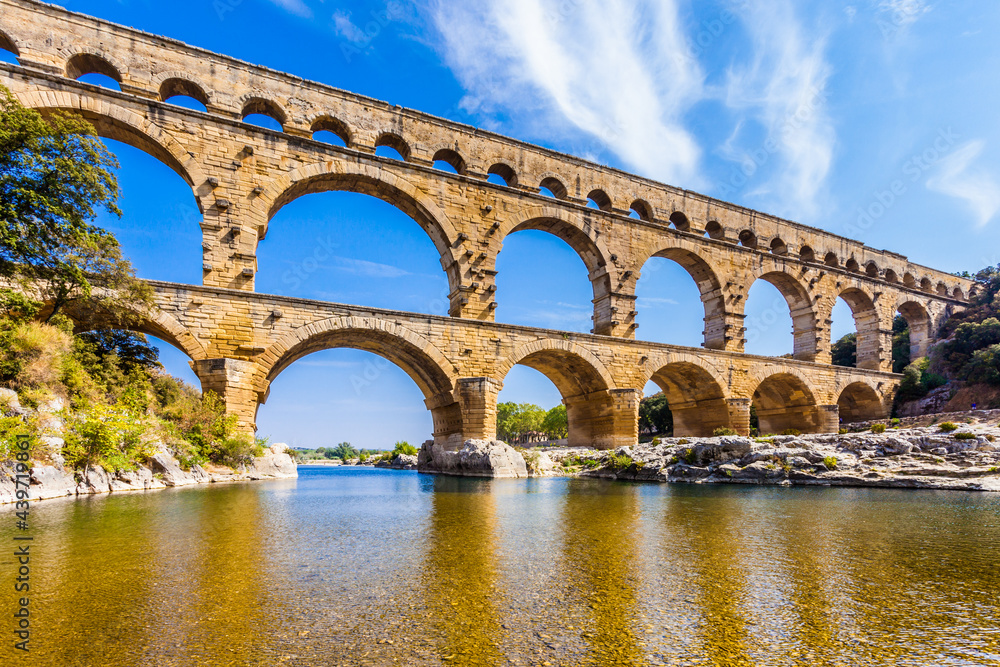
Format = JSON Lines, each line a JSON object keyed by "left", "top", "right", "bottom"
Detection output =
{"left": 392, "top": 441, "right": 417, "bottom": 456}
{"left": 496, "top": 401, "right": 545, "bottom": 442}
{"left": 540, "top": 404, "right": 568, "bottom": 439}
{"left": 330, "top": 442, "right": 359, "bottom": 461}
{"left": 638, "top": 393, "right": 672, "bottom": 436}
{"left": 831, "top": 332, "right": 857, "bottom": 368}
{"left": 0, "top": 84, "right": 151, "bottom": 325}
{"left": 891, "top": 314, "right": 911, "bottom": 373}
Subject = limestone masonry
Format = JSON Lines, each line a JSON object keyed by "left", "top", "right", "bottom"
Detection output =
{"left": 0, "top": 0, "right": 976, "bottom": 448}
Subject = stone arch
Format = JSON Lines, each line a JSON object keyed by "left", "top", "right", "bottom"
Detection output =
{"left": 800, "top": 245, "right": 816, "bottom": 262}
{"left": 643, "top": 357, "right": 731, "bottom": 437}
{"left": 629, "top": 199, "right": 654, "bottom": 221}
{"left": 635, "top": 242, "right": 726, "bottom": 349}
{"left": 834, "top": 287, "right": 883, "bottom": 371}
{"left": 432, "top": 147, "right": 466, "bottom": 174}
{"left": 308, "top": 114, "right": 352, "bottom": 146}
{"left": 749, "top": 271, "right": 819, "bottom": 361}
{"left": 751, "top": 371, "right": 824, "bottom": 434}
{"left": 258, "top": 316, "right": 463, "bottom": 445}
{"left": 498, "top": 339, "right": 618, "bottom": 448}
{"left": 903, "top": 272, "right": 917, "bottom": 288}
{"left": 155, "top": 73, "right": 211, "bottom": 107}
{"left": 837, "top": 381, "right": 886, "bottom": 423}
{"left": 69, "top": 306, "right": 208, "bottom": 363}
{"left": 953, "top": 286, "right": 965, "bottom": 300}
{"left": 824, "top": 252, "right": 839, "bottom": 268}
{"left": 487, "top": 161, "right": 518, "bottom": 187}
{"left": 738, "top": 229, "right": 757, "bottom": 248}
{"left": 240, "top": 95, "right": 287, "bottom": 128}
{"left": 539, "top": 174, "right": 569, "bottom": 199}
{"left": 374, "top": 131, "right": 411, "bottom": 160}
{"left": 17, "top": 91, "right": 206, "bottom": 198}
{"left": 669, "top": 211, "right": 691, "bottom": 232}
{"left": 896, "top": 299, "right": 932, "bottom": 360}
{"left": 704, "top": 220, "right": 724, "bottom": 239}
{"left": 60, "top": 47, "right": 125, "bottom": 83}
{"left": 0, "top": 28, "right": 21, "bottom": 57}
{"left": 586, "top": 188, "right": 613, "bottom": 211}
{"left": 770, "top": 237, "right": 788, "bottom": 255}
{"left": 884, "top": 269, "right": 898, "bottom": 283}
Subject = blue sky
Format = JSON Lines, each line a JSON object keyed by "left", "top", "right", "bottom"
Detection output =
{"left": 25, "top": 0, "right": 1000, "bottom": 448}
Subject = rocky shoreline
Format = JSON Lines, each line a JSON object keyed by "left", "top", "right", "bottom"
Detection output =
{"left": 1, "top": 443, "right": 298, "bottom": 505}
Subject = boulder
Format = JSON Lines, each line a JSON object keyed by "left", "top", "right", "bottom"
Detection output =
{"left": 418, "top": 439, "right": 528, "bottom": 478}
{"left": 29, "top": 465, "right": 77, "bottom": 499}
{"left": 77, "top": 465, "right": 112, "bottom": 495}
{"left": 149, "top": 452, "right": 197, "bottom": 487}
{"left": 686, "top": 436, "right": 754, "bottom": 466}
{"left": 390, "top": 454, "right": 418, "bottom": 469}
{"left": 248, "top": 452, "right": 297, "bottom": 478}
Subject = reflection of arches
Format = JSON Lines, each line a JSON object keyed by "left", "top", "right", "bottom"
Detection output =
{"left": 837, "top": 287, "right": 882, "bottom": 370}
{"left": 498, "top": 339, "right": 618, "bottom": 448}
{"left": 65, "top": 51, "right": 122, "bottom": 82}
{"left": 897, "top": 300, "right": 931, "bottom": 359}
{"left": 260, "top": 163, "right": 459, "bottom": 296}
{"left": 259, "top": 316, "right": 462, "bottom": 443}
{"left": 18, "top": 93, "right": 206, "bottom": 196}
{"left": 646, "top": 360, "right": 730, "bottom": 436}
{"left": 752, "top": 372, "right": 822, "bottom": 434}
{"left": 750, "top": 272, "right": 818, "bottom": 360}
{"left": 837, "top": 382, "right": 885, "bottom": 423}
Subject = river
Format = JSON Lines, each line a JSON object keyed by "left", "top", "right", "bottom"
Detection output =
{"left": 4, "top": 467, "right": 1000, "bottom": 666}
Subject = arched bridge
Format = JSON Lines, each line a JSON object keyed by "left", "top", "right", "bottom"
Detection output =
{"left": 0, "top": 0, "right": 975, "bottom": 447}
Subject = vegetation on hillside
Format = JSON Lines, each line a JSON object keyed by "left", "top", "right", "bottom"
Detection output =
{"left": 496, "top": 402, "right": 567, "bottom": 443}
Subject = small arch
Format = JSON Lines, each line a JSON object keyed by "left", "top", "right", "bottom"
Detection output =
{"left": 845, "top": 258, "right": 860, "bottom": 272}
{"left": 65, "top": 52, "right": 122, "bottom": 83}
{"left": 158, "top": 78, "right": 209, "bottom": 109}
{"left": 487, "top": 162, "right": 517, "bottom": 187}
{"left": 738, "top": 230, "right": 757, "bottom": 249}
{"left": 936, "top": 282, "right": 948, "bottom": 296}
{"left": 903, "top": 272, "right": 916, "bottom": 288}
{"left": 586, "top": 189, "right": 613, "bottom": 212}
{"left": 897, "top": 300, "right": 931, "bottom": 361}
{"left": 0, "top": 29, "right": 20, "bottom": 59}
{"left": 884, "top": 269, "right": 898, "bottom": 283}
{"left": 539, "top": 176, "right": 568, "bottom": 200}
{"left": 953, "top": 286, "right": 964, "bottom": 300}
{"left": 836, "top": 287, "right": 882, "bottom": 370}
{"left": 646, "top": 361, "right": 730, "bottom": 437}
{"left": 432, "top": 148, "right": 466, "bottom": 175}
{"left": 799, "top": 245, "right": 815, "bottom": 262}
{"left": 770, "top": 237, "right": 788, "bottom": 255}
{"left": 704, "top": 221, "right": 724, "bottom": 240}
{"left": 752, "top": 372, "right": 821, "bottom": 435}
{"left": 670, "top": 211, "right": 691, "bottom": 232}
{"left": 748, "top": 272, "right": 819, "bottom": 360}
{"left": 629, "top": 199, "right": 653, "bottom": 221}
{"left": 920, "top": 277, "right": 932, "bottom": 292}
{"left": 374, "top": 132, "right": 410, "bottom": 161}
{"left": 310, "top": 115, "right": 351, "bottom": 147}
{"left": 837, "top": 382, "right": 886, "bottom": 423}
{"left": 865, "top": 261, "right": 879, "bottom": 278}
{"left": 969, "top": 286, "right": 979, "bottom": 299}
{"left": 241, "top": 97, "right": 286, "bottom": 130}
{"left": 824, "top": 252, "right": 839, "bottom": 267}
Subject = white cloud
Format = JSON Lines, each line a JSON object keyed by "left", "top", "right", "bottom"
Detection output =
{"left": 332, "top": 11, "right": 368, "bottom": 44}
{"left": 328, "top": 257, "right": 412, "bottom": 278}
{"left": 722, "top": 0, "right": 835, "bottom": 220}
{"left": 267, "top": 0, "right": 312, "bottom": 19}
{"left": 926, "top": 140, "right": 1000, "bottom": 228}
{"left": 430, "top": 0, "right": 705, "bottom": 187}
{"left": 876, "top": 0, "right": 930, "bottom": 27}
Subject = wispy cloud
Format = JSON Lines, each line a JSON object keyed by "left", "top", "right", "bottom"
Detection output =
{"left": 722, "top": 0, "right": 835, "bottom": 220}
{"left": 267, "top": 0, "right": 312, "bottom": 19}
{"left": 331, "top": 10, "right": 368, "bottom": 43}
{"left": 430, "top": 0, "right": 705, "bottom": 187}
{"left": 876, "top": 0, "right": 931, "bottom": 28}
{"left": 637, "top": 297, "right": 680, "bottom": 306}
{"left": 926, "top": 140, "right": 1000, "bottom": 228}
{"left": 326, "top": 256, "right": 412, "bottom": 278}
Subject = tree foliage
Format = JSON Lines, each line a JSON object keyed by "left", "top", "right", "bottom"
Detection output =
{"left": 831, "top": 333, "right": 857, "bottom": 368}
{"left": 540, "top": 404, "right": 568, "bottom": 439}
{"left": 891, "top": 314, "right": 911, "bottom": 373}
{"left": 638, "top": 393, "right": 672, "bottom": 436}
{"left": 496, "top": 401, "right": 567, "bottom": 442}
{"left": 0, "top": 84, "right": 151, "bottom": 325}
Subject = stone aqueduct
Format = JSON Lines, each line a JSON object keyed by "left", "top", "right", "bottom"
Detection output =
{"left": 0, "top": 0, "right": 976, "bottom": 447}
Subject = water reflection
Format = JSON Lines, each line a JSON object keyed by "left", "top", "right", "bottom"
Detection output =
{"left": 423, "top": 476, "right": 504, "bottom": 666}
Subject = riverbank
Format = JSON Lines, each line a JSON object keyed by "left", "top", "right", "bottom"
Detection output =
{"left": 0, "top": 442, "right": 297, "bottom": 504}
{"left": 527, "top": 419, "right": 1000, "bottom": 491}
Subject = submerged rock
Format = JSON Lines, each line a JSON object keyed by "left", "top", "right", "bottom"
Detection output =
{"left": 418, "top": 439, "right": 528, "bottom": 478}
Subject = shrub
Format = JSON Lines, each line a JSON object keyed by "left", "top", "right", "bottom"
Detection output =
{"left": 676, "top": 438, "right": 689, "bottom": 445}
{"left": 891, "top": 418, "right": 901, "bottom": 426}
{"left": 62, "top": 401, "right": 157, "bottom": 473}
{"left": 713, "top": 427, "right": 738, "bottom": 436}
{"left": 391, "top": 441, "right": 417, "bottom": 457}
{"left": 871, "top": 423, "right": 886, "bottom": 434}
{"left": 213, "top": 434, "right": 266, "bottom": 469}
{"left": 781, "top": 428, "right": 801, "bottom": 436}
{"left": 987, "top": 435, "right": 996, "bottom": 442}
{"left": 605, "top": 451, "right": 635, "bottom": 471}
{"left": 582, "top": 458, "right": 600, "bottom": 469}
{"left": 939, "top": 422, "right": 959, "bottom": 432}
{"left": 953, "top": 432, "right": 977, "bottom": 440}
{"left": 683, "top": 448, "right": 697, "bottom": 464}
{"left": 989, "top": 466, "right": 998, "bottom": 473}
{"left": 839, "top": 428, "right": 848, "bottom": 435}
{"left": 822, "top": 456, "right": 838, "bottom": 469}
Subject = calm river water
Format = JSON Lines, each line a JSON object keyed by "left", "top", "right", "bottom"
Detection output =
{"left": 4, "top": 467, "right": 1000, "bottom": 666}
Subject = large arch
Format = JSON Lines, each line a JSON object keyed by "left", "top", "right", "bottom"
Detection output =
{"left": 837, "top": 381, "right": 886, "bottom": 424}
{"left": 748, "top": 271, "right": 818, "bottom": 360}
{"left": 644, "top": 358, "right": 730, "bottom": 437}
{"left": 751, "top": 372, "right": 823, "bottom": 434}
{"left": 834, "top": 287, "right": 883, "bottom": 370}
{"left": 896, "top": 299, "right": 932, "bottom": 360}
{"left": 0, "top": 28, "right": 20, "bottom": 58}
{"left": 635, "top": 244, "right": 725, "bottom": 348}
{"left": 257, "top": 163, "right": 461, "bottom": 306}
{"left": 16, "top": 91, "right": 206, "bottom": 197}
{"left": 258, "top": 316, "right": 463, "bottom": 446}
{"left": 497, "top": 207, "right": 614, "bottom": 333}
{"left": 498, "top": 339, "right": 620, "bottom": 448}
{"left": 63, "top": 301, "right": 208, "bottom": 363}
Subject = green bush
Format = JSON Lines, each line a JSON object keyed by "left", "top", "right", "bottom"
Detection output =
{"left": 62, "top": 400, "right": 157, "bottom": 473}
{"left": 676, "top": 438, "right": 689, "bottom": 445}
{"left": 605, "top": 451, "right": 635, "bottom": 471}
{"left": 392, "top": 441, "right": 418, "bottom": 457}
{"left": 781, "top": 428, "right": 801, "bottom": 436}
{"left": 871, "top": 423, "right": 886, "bottom": 434}
{"left": 713, "top": 427, "right": 738, "bottom": 436}
{"left": 683, "top": 448, "right": 697, "bottom": 464}
{"left": 822, "top": 456, "right": 838, "bottom": 470}
{"left": 953, "top": 432, "right": 977, "bottom": 440}
{"left": 839, "top": 428, "right": 848, "bottom": 434}
{"left": 939, "top": 422, "right": 959, "bottom": 432}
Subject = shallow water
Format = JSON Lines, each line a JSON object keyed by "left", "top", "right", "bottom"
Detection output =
{"left": 3, "top": 467, "right": 1000, "bottom": 666}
